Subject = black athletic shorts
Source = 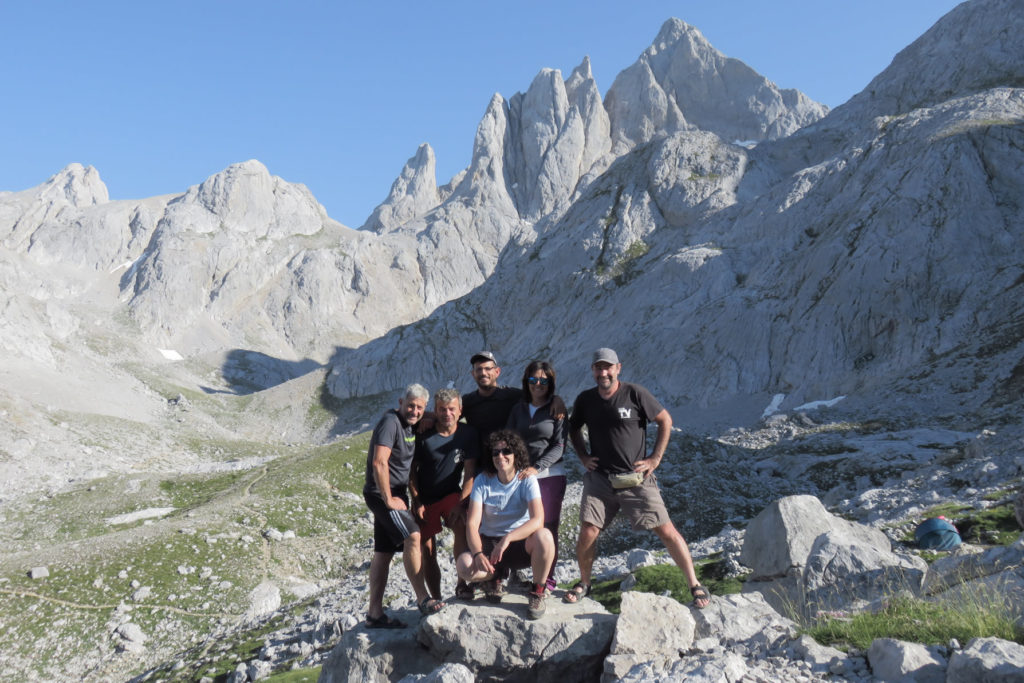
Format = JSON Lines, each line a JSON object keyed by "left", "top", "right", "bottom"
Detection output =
{"left": 364, "top": 487, "right": 420, "bottom": 553}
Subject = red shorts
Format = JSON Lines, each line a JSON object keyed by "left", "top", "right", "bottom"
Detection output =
{"left": 420, "top": 492, "right": 462, "bottom": 539}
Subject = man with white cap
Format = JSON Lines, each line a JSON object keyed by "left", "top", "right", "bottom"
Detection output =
{"left": 563, "top": 348, "right": 710, "bottom": 609}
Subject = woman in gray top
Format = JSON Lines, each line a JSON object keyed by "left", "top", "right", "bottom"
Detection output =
{"left": 506, "top": 359, "right": 568, "bottom": 592}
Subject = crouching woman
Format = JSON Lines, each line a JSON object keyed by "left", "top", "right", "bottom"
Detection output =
{"left": 456, "top": 429, "right": 555, "bottom": 619}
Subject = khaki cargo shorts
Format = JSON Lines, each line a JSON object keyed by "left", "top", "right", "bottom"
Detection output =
{"left": 579, "top": 470, "right": 672, "bottom": 531}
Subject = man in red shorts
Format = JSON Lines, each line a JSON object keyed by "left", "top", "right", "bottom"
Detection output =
{"left": 410, "top": 387, "right": 480, "bottom": 601}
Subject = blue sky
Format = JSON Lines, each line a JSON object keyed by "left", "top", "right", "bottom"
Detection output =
{"left": 2, "top": 1, "right": 962, "bottom": 228}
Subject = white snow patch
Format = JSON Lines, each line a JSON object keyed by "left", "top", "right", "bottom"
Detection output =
{"left": 761, "top": 393, "right": 786, "bottom": 418}
{"left": 157, "top": 348, "right": 184, "bottom": 361}
{"left": 109, "top": 260, "right": 135, "bottom": 274}
{"left": 794, "top": 395, "right": 846, "bottom": 411}
{"left": 106, "top": 507, "right": 176, "bottom": 526}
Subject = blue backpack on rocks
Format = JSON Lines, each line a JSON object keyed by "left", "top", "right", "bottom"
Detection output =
{"left": 914, "top": 517, "right": 962, "bottom": 550}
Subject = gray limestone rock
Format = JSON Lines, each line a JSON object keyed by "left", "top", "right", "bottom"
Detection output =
{"left": 946, "top": 637, "right": 1024, "bottom": 683}
{"left": 867, "top": 638, "right": 947, "bottom": 683}
{"left": 243, "top": 581, "right": 281, "bottom": 623}
{"left": 604, "top": 591, "right": 696, "bottom": 678}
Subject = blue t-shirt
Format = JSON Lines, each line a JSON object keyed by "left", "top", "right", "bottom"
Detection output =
{"left": 470, "top": 471, "right": 540, "bottom": 537}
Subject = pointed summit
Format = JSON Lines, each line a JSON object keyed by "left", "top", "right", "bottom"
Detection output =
{"left": 361, "top": 143, "right": 441, "bottom": 233}
{"left": 605, "top": 18, "right": 827, "bottom": 152}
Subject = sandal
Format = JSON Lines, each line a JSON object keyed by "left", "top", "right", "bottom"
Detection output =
{"left": 365, "top": 613, "right": 406, "bottom": 629}
{"left": 562, "top": 581, "right": 591, "bottom": 604}
{"left": 690, "top": 584, "right": 710, "bottom": 609}
{"left": 418, "top": 597, "right": 446, "bottom": 615}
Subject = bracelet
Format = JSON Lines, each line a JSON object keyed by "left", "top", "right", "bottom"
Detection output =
{"left": 473, "top": 551, "right": 485, "bottom": 558}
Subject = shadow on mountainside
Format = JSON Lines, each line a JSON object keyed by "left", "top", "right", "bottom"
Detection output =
{"left": 215, "top": 349, "right": 323, "bottom": 395}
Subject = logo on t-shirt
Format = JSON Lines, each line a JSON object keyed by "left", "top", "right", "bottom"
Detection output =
{"left": 451, "top": 449, "right": 464, "bottom": 464}
{"left": 618, "top": 408, "right": 632, "bottom": 419}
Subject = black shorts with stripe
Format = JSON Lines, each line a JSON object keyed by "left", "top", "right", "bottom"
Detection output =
{"left": 364, "top": 487, "right": 420, "bottom": 553}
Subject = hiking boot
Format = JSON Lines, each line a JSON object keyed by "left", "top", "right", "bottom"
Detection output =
{"left": 455, "top": 579, "right": 477, "bottom": 601}
{"left": 527, "top": 589, "right": 546, "bottom": 620}
{"left": 484, "top": 578, "right": 506, "bottom": 604}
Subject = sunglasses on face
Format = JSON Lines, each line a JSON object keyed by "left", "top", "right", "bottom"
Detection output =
{"left": 492, "top": 447, "right": 514, "bottom": 457}
{"left": 527, "top": 377, "right": 550, "bottom": 386}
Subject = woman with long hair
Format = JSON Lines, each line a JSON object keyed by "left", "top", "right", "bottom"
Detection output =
{"left": 505, "top": 359, "right": 568, "bottom": 593}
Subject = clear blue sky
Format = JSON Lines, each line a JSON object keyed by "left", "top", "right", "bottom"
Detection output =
{"left": 2, "top": 1, "right": 962, "bottom": 228}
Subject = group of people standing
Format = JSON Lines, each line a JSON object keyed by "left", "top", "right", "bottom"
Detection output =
{"left": 360, "top": 347, "right": 710, "bottom": 628}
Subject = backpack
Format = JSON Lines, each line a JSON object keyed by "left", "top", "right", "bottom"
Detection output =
{"left": 914, "top": 517, "right": 962, "bottom": 550}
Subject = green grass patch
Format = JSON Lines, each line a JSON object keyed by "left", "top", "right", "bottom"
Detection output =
{"left": 804, "top": 595, "right": 1024, "bottom": 651}
{"left": 265, "top": 668, "right": 322, "bottom": 682}
{"left": 584, "top": 558, "right": 746, "bottom": 614}
{"left": 159, "top": 470, "right": 252, "bottom": 509}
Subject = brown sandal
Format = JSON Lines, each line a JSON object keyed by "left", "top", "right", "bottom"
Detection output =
{"left": 562, "top": 581, "right": 591, "bottom": 604}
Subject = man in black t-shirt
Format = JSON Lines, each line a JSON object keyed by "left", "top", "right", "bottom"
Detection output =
{"left": 362, "top": 384, "right": 444, "bottom": 628}
{"left": 564, "top": 348, "right": 710, "bottom": 609}
{"left": 461, "top": 351, "right": 522, "bottom": 449}
{"left": 410, "top": 387, "right": 480, "bottom": 601}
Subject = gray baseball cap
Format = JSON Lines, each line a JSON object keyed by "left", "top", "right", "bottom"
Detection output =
{"left": 592, "top": 348, "right": 620, "bottom": 365}
{"left": 470, "top": 351, "right": 496, "bottom": 365}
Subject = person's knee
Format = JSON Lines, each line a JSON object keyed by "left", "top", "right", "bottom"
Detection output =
{"left": 654, "top": 522, "right": 683, "bottom": 545}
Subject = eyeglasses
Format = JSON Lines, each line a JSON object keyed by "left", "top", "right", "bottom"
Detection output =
{"left": 527, "top": 377, "right": 550, "bottom": 386}
{"left": 492, "top": 447, "right": 514, "bottom": 457}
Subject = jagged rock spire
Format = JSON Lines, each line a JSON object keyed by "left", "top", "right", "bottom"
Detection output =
{"left": 605, "top": 18, "right": 828, "bottom": 152}
{"left": 360, "top": 143, "right": 440, "bottom": 233}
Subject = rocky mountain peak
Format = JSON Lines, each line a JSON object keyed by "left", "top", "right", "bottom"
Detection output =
{"left": 835, "top": 0, "right": 1024, "bottom": 122}
{"left": 42, "top": 163, "right": 110, "bottom": 208}
{"left": 360, "top": 143, "right": 440, "bottom": 233}
{"left": 163, "top": 160, "right": 327, "bottom": 239}
{"left": 605, "top": 17, "right": 828, "bottom": 153}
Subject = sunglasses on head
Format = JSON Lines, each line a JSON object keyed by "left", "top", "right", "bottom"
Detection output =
{"left": 527, "top": 377, "right": 550, "bottom": 386}
{"left": 492, "top": 447, "right": 514, "bottom": 456}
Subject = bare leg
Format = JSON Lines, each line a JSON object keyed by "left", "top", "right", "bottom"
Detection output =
{"left": 525, "top": 528, "right": 555, "bottom": 588}
{"left": 421, "top": 535, "right": 442, "bottom": 600}
{"left": 451, "top": 517, "right": 468, "bottom": 557}
{"left": 575, "top": 522, "right": 602, "bottom": 585}
{"left": 652, "top": 522, "right": 708, "bottom": 607}
{"left": 402, "top": 531, "right": 430, "bottom": 605}
{"left": 368, "top": 551, "right": 394, "bottom": 619}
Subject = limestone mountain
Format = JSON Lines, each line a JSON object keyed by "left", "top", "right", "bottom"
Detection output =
{"left": 325, "top": 0, "right": 1024, "bottom": 432}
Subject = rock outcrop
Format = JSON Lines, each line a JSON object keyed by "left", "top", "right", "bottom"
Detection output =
{"left": 325, "top": 0, "right": 1024, "bottom": 438}
{"left": 740, "top": 495, "right": 927, "bottom": 618}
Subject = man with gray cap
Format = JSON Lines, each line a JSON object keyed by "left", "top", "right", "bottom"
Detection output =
{"left": 563, "top": 348, "right": 710, "bottom": 609}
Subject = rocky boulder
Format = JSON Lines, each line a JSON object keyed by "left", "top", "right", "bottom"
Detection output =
{"left": 319, "top": 593, "right": 615, "bottom": 683}
{"left": 741, "top": 495, "right": 927, "bottom": 616}
{"left": 947, "top": 637, "right": 1024, "bottom": 683}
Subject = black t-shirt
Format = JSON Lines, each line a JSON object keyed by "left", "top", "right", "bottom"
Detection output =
{"left": 461, "top": 386, "right": 522, "bottom": 446}
{"left": 413, "top": 424, "right": 480, "bottom": 504}
{"left": 363, "top": 409, "right": 416, "bottom": 495}
{"left": 569, "top": 381, "right": 665, "bottom": 475}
